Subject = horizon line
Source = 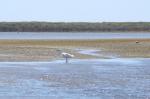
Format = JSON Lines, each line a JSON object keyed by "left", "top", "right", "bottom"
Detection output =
{"left": 0, "top": 21, "right": 150, "bottom": 23}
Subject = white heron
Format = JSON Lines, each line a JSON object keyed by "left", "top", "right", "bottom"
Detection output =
{"left": 61, "top": 52, "right": 74, "bottom": 63}
{"left": 136, "top": 41, "right": 140, "bottom": 44}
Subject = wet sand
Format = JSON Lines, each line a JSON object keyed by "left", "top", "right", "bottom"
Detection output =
{"left": 0, "top": 39, "right": 150, "bottom": 61}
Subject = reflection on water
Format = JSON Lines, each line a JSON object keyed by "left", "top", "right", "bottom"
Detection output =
{"left": 0, "top": 58, "right": 149, "bottom": 98}
{"left": 0, "top": 32, "right": 150, "bottom": 39}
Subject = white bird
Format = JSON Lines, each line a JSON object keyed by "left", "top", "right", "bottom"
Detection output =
{"left": 61, "top": 52, "right": 74, "bottom": 63}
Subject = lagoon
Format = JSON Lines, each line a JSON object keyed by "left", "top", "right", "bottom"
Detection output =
{"left": 0, "top": 32, "right": 150, "bottom": 40}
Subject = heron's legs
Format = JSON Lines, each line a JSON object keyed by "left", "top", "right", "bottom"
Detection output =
{"left": 65, "top": 57, "right": 68, "bottom": 63}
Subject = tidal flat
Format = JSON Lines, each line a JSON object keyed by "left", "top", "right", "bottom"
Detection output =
{"left": 0, "top": 39, "right": 150, "bottom": 61}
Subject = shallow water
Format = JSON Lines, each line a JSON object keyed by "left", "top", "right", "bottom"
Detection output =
{"left": 76, "top": 49, "right": 100, "bottom": 57}
{"left": 0, "top": 58, "right": 149, "bottom": 98}
{"left": 0, "top": 32, "right": 150, "bottom": 39}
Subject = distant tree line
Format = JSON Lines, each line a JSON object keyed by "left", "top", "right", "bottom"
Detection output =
{"left": 0, "top": 22, "right": 150, "bottom": 32}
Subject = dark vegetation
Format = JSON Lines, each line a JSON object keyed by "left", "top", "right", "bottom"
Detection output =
{"left": 0, "top": 22, "right": 150, "bottom": 32}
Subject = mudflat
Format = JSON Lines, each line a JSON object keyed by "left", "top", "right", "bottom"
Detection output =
{"left": 0, "top": 39, "right": 149, "bottom": 61}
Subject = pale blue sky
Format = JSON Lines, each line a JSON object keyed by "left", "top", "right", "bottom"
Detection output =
{"left": 0, "top": 0, "right": 149, "bottom": 22}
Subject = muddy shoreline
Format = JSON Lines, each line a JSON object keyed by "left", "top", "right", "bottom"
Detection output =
{"left": 0, "top": 39, "right": 150, "bottom": 61}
